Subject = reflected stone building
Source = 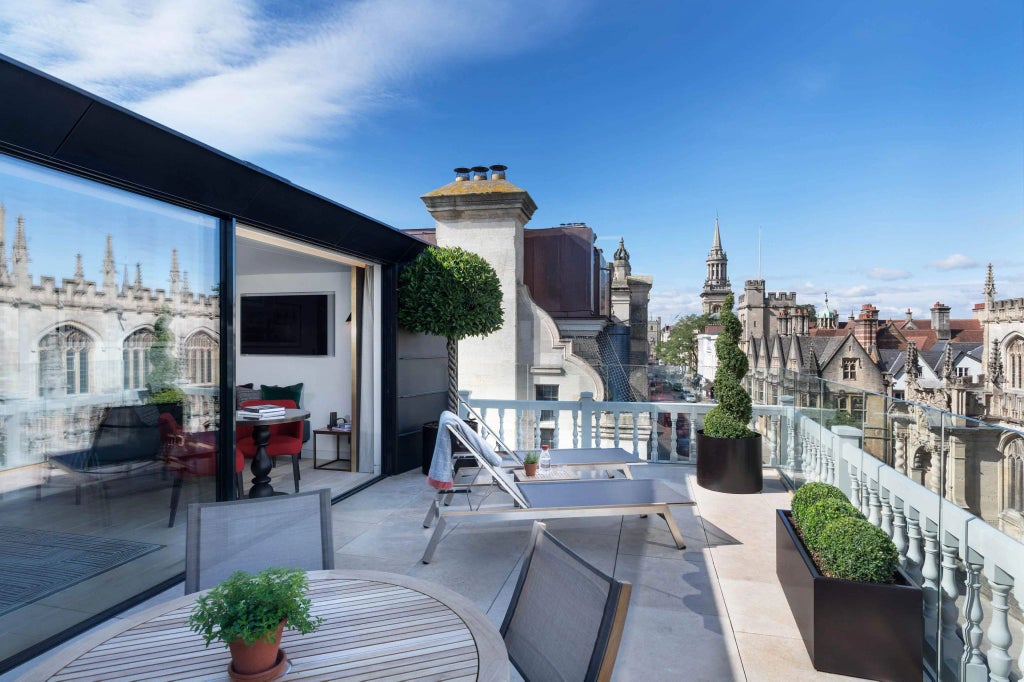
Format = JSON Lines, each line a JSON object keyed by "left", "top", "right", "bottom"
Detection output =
{"left": 0, "top": 204, "right": 219, "bottom": 470}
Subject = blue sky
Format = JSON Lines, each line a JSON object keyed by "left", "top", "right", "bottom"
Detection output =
{"left": 1, "top": 1, "right": 1021, "bottom": 323}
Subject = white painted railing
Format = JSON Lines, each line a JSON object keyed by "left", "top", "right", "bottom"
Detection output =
{"left": 459, "top": 390, "right": 786, "bottom": 462}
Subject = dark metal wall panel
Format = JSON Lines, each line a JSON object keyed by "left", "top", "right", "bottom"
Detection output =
{"left": 395, "top": 327, "right": 446, "bottom": 473}
{"left": 0, "top": 60, "right": 93, "bottom": 155}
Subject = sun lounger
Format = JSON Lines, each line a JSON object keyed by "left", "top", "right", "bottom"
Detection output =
{"left": 421, "top": 424, "right": 694, "bottom": 563}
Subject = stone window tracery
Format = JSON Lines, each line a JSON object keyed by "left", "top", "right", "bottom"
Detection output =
{"left": 1008, "top": 337, "right": 1024, "bottom": 390}
{"left": 123, "top": 328, "right": 156, "bottom": 390}
{"left": 842, "top": 357, "right": 857, "bottom": 381}
{"left": 185, "top": 332, "right": 218, "bottom": 385}
{"left": 1004, "top": 439, "right": 1024, "bottom": 511}
{"left": 38, "top": 325, "right": 92, "bottom": 396}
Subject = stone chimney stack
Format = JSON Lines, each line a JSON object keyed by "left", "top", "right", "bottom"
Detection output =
{"left": 854, "top": 304, "right": 879, "bottom": 351}
{"left": 779, "top": 308, "right": 791, "bottom": 336}
{"left": 931, "top": 301, "right": 951, "bottom": 341}
{"left": 421, "top": 165, "right": 537, "bottom": 400}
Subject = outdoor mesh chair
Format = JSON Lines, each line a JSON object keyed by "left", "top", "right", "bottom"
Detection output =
{"left": 421, "top": 422, "right": 693, "bottom": 563}
{"left": 184, "top": 488, "right": 334, "bottom": 593}
{"left": 502, "top": 522, "right": 632, "bottom": 682}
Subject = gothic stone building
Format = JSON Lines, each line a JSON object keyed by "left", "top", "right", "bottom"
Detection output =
{"left": 0, "top": 205, "right": 219, "bottom": 469}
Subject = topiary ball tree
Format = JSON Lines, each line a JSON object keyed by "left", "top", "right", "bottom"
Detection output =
{"left": 398, "top": 246, "right": 503, "bottom": 411}
{"left": 703, "top": 293, "right": 756, "bottom": 439}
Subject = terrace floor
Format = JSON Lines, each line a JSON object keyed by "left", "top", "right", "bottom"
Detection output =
{"left": 3, "top": 464, "right": 858, "bottom": 681}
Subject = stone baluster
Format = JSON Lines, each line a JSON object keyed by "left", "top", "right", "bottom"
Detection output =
{"left": 572, "top": 410, "right": 579, "bottom": 448}
{"left": 848, "top": 463, "right": 862, "bottom": 511}
{"left": 769, "top": 415, "right": 779, "bottom": 466}
{"left": 927, "top": 453, "right": 942, "bottom": 494}
{"left": 786, "top": 412, "right": 796, "bottom": 471}
{"left": 880, "top": 487, "right": 893, "bottom": 538}
{"left": 816, "top": 442, "right": 825, "bottom": 482}
{"left": 867, "top": 482, "right": 882, "bottom": 527}
{"left": 631, "top": 410, "right": 640, "bottom": 457}
{"left": 612, "top": 411, "right": 621, "bottom": 448}
{"left": 553, "top": 408, "right": 560, "bottom": 448}
{"left": 959, "top": 552, "right": 986, "bottom": 682}
{"left": 894, "top": 432, "right": 907, "bottom": 474}
{"left": 859, "top": 471, "right": 872, "bottom": 517}
{"left": 891, "top": 496, "right": 908, "bottom": 570}
{"left": 826, "top": 441, "right": 835, "bottom": 485}
{"left": 921, "top": 523, "right": 940, "bottom": 648}
{"left": 808, "top": 439, "right": 819, "bottom": 482}
{"left": 905, "top": 509, "right": 924, "bottom": 584}
{"left": 940, "top": 540, "right": 963, "bottom": 665}
{"left": 987, "top": 578, "right": 1013, "bottom": 682}
{"left": 669, "top": 413, "right": 679, "bottom": 462}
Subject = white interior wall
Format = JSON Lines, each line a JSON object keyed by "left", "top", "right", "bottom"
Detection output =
{"left": 236, "top": 271, "right": 351, "bottom": 452}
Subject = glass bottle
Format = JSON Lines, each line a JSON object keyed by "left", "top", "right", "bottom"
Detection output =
{"left": 539, "top": 444, "right": 551, "bottom": 471}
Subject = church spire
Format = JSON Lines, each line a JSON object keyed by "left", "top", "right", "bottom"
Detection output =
{"left": 134, "top": 262, "right": 143, "bottom": 292}
{"left": 12, "top": 214, "right": 29, "bottom": 286}
{"left": 122, "top": 263, "right": 130, "bottom": 295}
{"left": 701, "top": 214, "right": 731, "bottom": 315}
{"left": 103, "top": 235, "right": 117, "bottom": 293}
{"left": 74, "top": 253, "right": 84, "bottom": 281}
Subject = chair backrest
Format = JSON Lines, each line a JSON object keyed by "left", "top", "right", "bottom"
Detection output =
{"left": 91, "top": 405, "right": 162, "bottom": 465}
{"left": 237, "top": 399, "right": 301, "bottom": 439}
{"left": 458, "top": 402, "right": 524, "bottom": 465}
{"left": 184, "top": 488, "right": 334, "bottom": 593}
{"left": 501, "top": 522, "right": 632, "bottom": 682}
{"left": 445, "top": 422, "right": 529, "bottom": 509}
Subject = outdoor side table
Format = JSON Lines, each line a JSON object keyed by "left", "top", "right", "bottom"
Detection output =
{"left": 313, "top": 426, "right": 353, "bottom": 471}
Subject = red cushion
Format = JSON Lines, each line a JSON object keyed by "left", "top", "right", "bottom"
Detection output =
{"left": 237, "top": 436, "right": 303, "bottom": 458}
{"left": 236, "top": 399, "right": 302, "bottom": 441}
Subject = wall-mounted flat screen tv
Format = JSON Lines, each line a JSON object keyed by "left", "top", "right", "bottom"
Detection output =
{"left": 241, "top": 294, "right": 331, "bottom": 355}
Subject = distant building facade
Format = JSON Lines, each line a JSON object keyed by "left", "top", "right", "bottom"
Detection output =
{"left": 412, "top": 167, "right": 653, "bottom": 445}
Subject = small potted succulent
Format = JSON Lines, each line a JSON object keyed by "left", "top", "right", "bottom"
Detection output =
{"left": 188, "top": 567, "right": 323, "bottom": 681}
{"left": 522, "top": 451, "right": 540, "bottom": 477}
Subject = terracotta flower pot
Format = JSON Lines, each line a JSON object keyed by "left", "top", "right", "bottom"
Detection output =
{"left": 229, "top": 622, "right": 285, "bottom": 676}
{"left": 523, "top": 463, "right": 538, "bottom": 477}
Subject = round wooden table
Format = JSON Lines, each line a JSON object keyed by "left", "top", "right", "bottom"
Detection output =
{"left": 23, "top": 570, "right": 509, "bottom": 681}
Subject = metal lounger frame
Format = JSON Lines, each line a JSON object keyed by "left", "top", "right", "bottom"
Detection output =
{"left": 421, "top": 424, "right": 693, "bottom": 563}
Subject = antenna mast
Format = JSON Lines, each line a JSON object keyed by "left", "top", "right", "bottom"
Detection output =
{"left": 757, "top": 226, "right": 762, "bottom": 279}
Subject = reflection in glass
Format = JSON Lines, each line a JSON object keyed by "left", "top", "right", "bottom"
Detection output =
{"left": 0, "top": 153, "right": 220, "bottom": 668}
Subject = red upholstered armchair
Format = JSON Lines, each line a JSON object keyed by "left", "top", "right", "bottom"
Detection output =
{"left": 236, "top": 399, "right": 303, "bottom": 493}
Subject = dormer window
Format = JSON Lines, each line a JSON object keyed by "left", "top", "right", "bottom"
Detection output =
{"left": 842, "top": 357, "right": 857, "bottom": 381}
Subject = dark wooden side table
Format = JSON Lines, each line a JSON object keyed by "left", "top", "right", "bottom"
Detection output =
{"left": 245, "top": 408, "right": 310, "bottom": 498}
{"left": 313, "top": 427, "right": 353, "bottom": 471}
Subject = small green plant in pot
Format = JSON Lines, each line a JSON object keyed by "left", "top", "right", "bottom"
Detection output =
{"left": 697, "top": 293, "right": 762, "bottom": 493}
{"left": 188, "top": 567, "right": 322, "bottom": 680}
{"left": 522, "top": 451, "right": 540, "bottom": 477}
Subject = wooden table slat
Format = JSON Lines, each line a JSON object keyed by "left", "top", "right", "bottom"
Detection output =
{"left": 30, "top": 571, "right": 508, "bottom": 682}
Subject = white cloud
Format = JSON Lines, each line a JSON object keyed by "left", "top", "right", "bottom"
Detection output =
{"left": 867, "top": 267, "right": 911, "bottom": 281}
{"left": 649, "top": 288, "right": 702, "bottom": 323}
{"left": 0, "top": 0, "right": 580, "bottom": 155}
{"left": 929, "top": 253, "right": 979, "bottom": 271}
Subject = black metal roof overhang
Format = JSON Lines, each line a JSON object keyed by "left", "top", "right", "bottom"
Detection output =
{"left": 0, "top": 54, "right": 428, "bottom": 265}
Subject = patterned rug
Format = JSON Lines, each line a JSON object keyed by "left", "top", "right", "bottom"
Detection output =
{"left": 0, "top": 527, "right": 162, "bottom": 616}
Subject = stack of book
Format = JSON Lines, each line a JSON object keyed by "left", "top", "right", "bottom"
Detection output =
{"left": 237, "top": 404, "right": 287, "bottom": 420}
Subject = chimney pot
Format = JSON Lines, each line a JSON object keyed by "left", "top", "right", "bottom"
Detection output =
{"left": 453, "top": 167, "right": 470, "bottom": 182}
{"left": 489, "top": 164, "right": 507, "bottom": 180}
{"left": 471, "top": 166, "right": 489, "bottom": 181}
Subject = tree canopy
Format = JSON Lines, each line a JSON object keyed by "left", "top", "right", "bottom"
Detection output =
{"left": 397, "top": 246, "right": 503, "bottom": 341}
{"left": 654, "top": 313, "right": 709, "bottom": 369}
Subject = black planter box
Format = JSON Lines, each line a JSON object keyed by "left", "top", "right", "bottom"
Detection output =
{"left": 696, "top": 430, "right": 763, "bottom": 493}
{"left": 776, "top": 510, "right": 922, "bottom": 681}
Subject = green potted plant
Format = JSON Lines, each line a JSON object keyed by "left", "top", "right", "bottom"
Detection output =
{"left": 146, "top": 308, "right": 186, "bottom": 425}
{"left": 188, "top": 567, "right": 323, "bottom": 681}
{"left": 696, "top": 293, "right": 762, "bottom": 493}
{"left": 776, "top": 483, "right": 921, "bottom": 680}
{"left": 398, "top": 246, "right": 503, "bottom": 474}
{"left": 522, "top": 451, "right": 540, "bottom": 477}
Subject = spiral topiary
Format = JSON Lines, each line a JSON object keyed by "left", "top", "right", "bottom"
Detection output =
{"left": 703, "top": 293, "right": 756, "bottom": 439}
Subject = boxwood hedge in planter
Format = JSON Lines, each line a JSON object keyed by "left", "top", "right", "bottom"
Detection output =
{"left": 777, "top": 484, "right": 921, "bottom": 681}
